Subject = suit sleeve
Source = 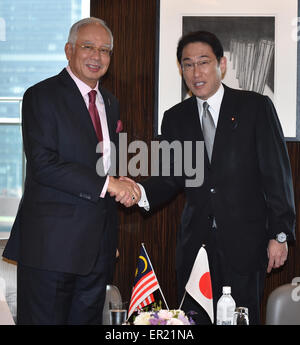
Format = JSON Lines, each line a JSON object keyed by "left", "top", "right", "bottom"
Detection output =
{"left": 22, "top": 86, "right": 108, "bottom": 203}
{"left": 256, "top": 96, "right": 296, "bottom": 240}
{"left": 140, "top": 110, "right": 185, "bottom": 210}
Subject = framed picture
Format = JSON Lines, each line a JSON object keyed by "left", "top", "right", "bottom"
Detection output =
{"left": 155, "top": 0, "right": 298, "bottom": 139}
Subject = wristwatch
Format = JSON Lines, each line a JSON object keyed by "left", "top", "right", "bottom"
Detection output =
{"left": 275, "top": 232, "right": 287, "bottom": 243}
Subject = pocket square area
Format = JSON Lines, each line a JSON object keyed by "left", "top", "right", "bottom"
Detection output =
{"left": 116, "top": 120, "right": 123, "bottom": 133}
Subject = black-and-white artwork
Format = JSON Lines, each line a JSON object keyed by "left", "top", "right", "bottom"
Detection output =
{"left": 182, "top": 16, "right": 275, "bottom": 101}
{"left": 156, "top": 0, "right": 297, "bottom": 138}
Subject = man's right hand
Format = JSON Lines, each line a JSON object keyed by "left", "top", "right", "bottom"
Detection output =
{"left": 107, "top": 176, "right": 141, "bottom": 207}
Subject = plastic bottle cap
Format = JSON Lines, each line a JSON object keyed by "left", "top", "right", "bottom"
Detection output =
{"left": 222, "top": 286, "right": 231, "bottom": 294}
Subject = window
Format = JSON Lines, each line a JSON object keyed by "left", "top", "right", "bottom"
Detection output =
{"left": 0, "top": 0, "right": 90, "bottom": 238}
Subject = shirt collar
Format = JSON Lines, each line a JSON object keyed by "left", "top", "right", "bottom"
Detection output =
{"left": 196, "top": 84, "right": 224, "bottom": 114}
{"left": 66, "top": 65, "right": 99, "bottom": 98}
{"left": 196, "top": 84, "right": 224, "bottom": 127}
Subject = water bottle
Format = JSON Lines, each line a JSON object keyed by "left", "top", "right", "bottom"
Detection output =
{"left": 216, "top": 286, "right": 236, "bottom": 325}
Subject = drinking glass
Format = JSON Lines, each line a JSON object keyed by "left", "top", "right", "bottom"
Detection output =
{"left": 109, "top": 302, "right": 127, "bottom": 325}
{"left": 233, "top": 307, "right": 249, "bottom": 325}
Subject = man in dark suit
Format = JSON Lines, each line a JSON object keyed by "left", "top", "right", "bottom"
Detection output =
{"left": 2, "top": 17, "right": 140, "bottom": 324}
{"left": 135, "top": 31, "right": 295, "bottom": 324}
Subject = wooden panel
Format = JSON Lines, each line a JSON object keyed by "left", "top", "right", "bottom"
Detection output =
{"left": 91, "top": 0, "right": 179, "bottom": 309}
{"left": 91, "top": 0, "right": 300, "bottom": 323}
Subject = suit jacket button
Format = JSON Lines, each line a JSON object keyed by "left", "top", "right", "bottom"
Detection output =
{"left": 210, "top": 188, "right": 216, "bottom": 194}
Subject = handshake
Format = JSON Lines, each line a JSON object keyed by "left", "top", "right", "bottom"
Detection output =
{"left": 107, "top": 176, "right": 142, "bottom": 207}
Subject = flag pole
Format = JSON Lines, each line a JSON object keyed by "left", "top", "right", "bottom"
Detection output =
{"left": 142, "top": 243, "right": 169, "bottom": 310}
{"left": 178, "top": 244, "right": 206, "bottom": 310}
{"left": 178, "top": 290, "right": 186, "bottom": 310}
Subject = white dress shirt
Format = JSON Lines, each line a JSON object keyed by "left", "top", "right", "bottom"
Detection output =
{"left": 196, "top": 84, "right": 224, "bottom": 130}
{"left": 66, "top": 65, "right": 110, "bottom": 198}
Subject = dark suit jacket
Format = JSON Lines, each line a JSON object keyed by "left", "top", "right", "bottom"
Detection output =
{"left": 141, "top": 84, "right": 295, "bottom": 283}
{"left": 3, "top": 68, "right": 120, "bottom": 275}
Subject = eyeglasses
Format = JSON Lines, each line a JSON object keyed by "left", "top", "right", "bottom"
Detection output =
{"left": 77, "top": 44, "right": 112, "bottom": 57}
{"left": 181, "top": 59, "right": 213, "bottom": 72}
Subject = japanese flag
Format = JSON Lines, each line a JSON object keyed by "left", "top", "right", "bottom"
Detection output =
{"left": 185, "top": 246, "right": 214, "bottom": 323}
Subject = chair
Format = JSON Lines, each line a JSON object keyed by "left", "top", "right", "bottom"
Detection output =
{"left": 102, "top": 284, "right": 123, "bottom": 325}
{"left": 265, "top": 282, "right": 300, "bottom": 325}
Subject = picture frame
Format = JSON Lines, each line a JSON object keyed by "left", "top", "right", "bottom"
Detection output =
{"left": 155, "top": 0, "right": 299, "bottom": 140}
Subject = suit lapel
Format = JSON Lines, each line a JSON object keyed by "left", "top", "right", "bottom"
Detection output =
{"left": 187, "top": 96, "right": 204, "bottom": 140}
{"left": 99, "top": 86, "right": 116, "bottom": 144}
{"left": 183, "top": 96, "right": 212, "bottom": 168}
{"left": 58, "top": 69, "right": 117, "bottom": 146}
{"left": 58, "top": 69, "right": 99, "bottom": 145}
{"left": 211, "top": 85, "right": 238, "bottom": 166}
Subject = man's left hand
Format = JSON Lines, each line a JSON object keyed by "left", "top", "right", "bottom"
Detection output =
{"left": 267, "top": 239, "right": 288, "bottom": 273}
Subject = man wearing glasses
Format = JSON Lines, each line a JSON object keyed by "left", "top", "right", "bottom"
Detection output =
{"left": 135, "top": 31, "right": 296, "bottom": 324}
{"left": 3, "top": 17, "right": 140, "bottom": 324}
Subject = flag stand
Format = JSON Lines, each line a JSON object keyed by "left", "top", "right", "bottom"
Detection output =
{"left": 142, "top": 243, "right": 169, "bottom": 310}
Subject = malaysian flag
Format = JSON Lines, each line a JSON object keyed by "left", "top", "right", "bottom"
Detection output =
{"left": 137, "top": 293, "right": 155, "bottom": 309}
{"left": 128, "top": 244, "right": 160, "bottom": 319}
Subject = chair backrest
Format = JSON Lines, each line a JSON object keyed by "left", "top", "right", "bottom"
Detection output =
{"left": 265, "top": 283, "right": 300, "bottom": 325}
{"left": 102, "top": 284, "right": 122, "bottom": 325}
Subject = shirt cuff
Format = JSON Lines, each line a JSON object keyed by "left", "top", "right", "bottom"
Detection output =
{"left": 100, "top": 175, "right": 110, "bottom": 198}
{"left": 137, "top": 183, "right": 150, "bottom": 211}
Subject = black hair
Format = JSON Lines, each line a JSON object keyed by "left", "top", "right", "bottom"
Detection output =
{"left": 177, "top": 30, "right": 224, "bottom": 63}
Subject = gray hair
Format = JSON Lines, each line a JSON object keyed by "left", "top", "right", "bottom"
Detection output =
{"left": 67, "top": 17, "right": 113, "bottom": 50}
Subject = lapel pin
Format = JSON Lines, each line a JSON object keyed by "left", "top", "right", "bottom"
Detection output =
{"left": 231, "top": 115, "right": 238, "bottom": 129}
